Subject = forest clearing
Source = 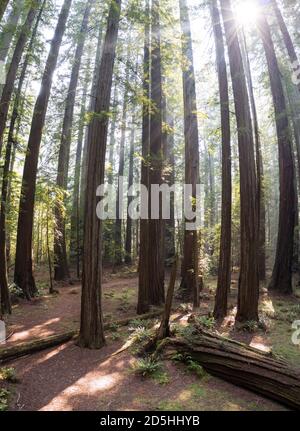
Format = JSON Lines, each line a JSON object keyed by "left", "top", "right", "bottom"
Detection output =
{"left": 0, "top": 0, "right": 300, "bottom": 416}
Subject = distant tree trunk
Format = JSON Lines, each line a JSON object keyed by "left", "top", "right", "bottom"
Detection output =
{"left": 79, "top": 22, "right": 103, "bottom": 239}
{"left": 70, "top": 56, "right": 92, "bottom": 279}
{"left": 220, "top": 0, "right": 259, "bottom": 322}
{"left": 137, "top": 0, "right": 150, "bottom": 314}
{"left": 272, "top": 0, "right": 300, "bottom": 94}
{"left": 148, "top": 0, "right": 165, "bottom": 306}
{"left": 0, "top": 0, "right": 45, "bottom": 311}
{"left": 0, "top": 0, "right": 9, "bottom": 23}
{"left": 14, "top": 0, "right": 72, "bottom": 299}
{"left": 210, "top": 0, "right": 231, "bottom": 319}
{"left": 54, "top": 0, "right": 93, "bottom": 281}
{"left": 164, "top": 110, "right": 175, "bottom": 262}
{"left": 125, "top": 112, "right": 135, "bottom": 264}
{"left": 0, "top": 0, "right": 23, "bottom": 64}
{"left": 115, "top": 65, "right": 130, "bottom": 265}
{"left": 0, "top": 2, "right": 41, "bottom": 155}
{"left": 257, "top": 4, "right": 296, "bottom": 294}
{"left": 179, "top": 0, "right": 200, "bottom": 307}
{"left": 240, "top": 31, "right": 266, "bottom": 281}
{"left": 78, "top": 0, "right": 121, "bottom": 349}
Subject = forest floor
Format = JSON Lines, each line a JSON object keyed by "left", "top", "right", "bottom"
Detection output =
{"left": 1, "top": 266, "right": 300, "bottom": 411}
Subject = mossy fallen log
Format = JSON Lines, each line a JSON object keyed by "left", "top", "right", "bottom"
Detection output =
{"left": 0, "top": 309, "right": 163, "bottom": 363}
{"left": 157, "top": 328, "right": 300, "bottom": 410}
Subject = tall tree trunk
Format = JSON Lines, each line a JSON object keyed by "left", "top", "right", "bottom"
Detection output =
{"left": 257, "top": 3, "right": 296, "bottom": 294}
{"left": 70, "top": 55, "right": 92, "bottom": 279}
{"left": 271, "top": 0, "right": 300, "bottom": 94}
{"left": 0, "top": 2, "right": 41, "bottom": 155}
{"left": 179, "top": 0, "right": 200, "bottom": 307}
{"left": 164, "top": 110, "right": 175, "bottom": 262}
{"left": 114, "top": 62, "right": 130, "bottom": 265}
{"left": 14, "top": 0, "right": 72, "bottom": 299}
{"left": 240, "top": 31, "right": 266, "bottom": 281}
{"left": 78, "top": 0, "right": 121, "bottom": 349}
{"left": 54, "top": 0, "right": 93, "bottom": 281}
{"left": 79, "top": 21, "right": 103, "bottom": 237}
{"left": 220, "top": 0, "right": 259, "bottom": 322}
{"left": 0, "top": 0, "right": 45, "bottom": 313}
{"left": 0, "top": 0, "right": 9, "bottom": 23}
{"left": 0, "top": 0, "right": 24, "bottom": 64}
{"left": 137, "top": 0, "right": 150, "bottom": 314}
{"left": 210, "top": 0, "right": 231, "bottom": 319}
{"left": 125, "top": 111, "right": 135, "bottom": 264}
{"left": 148, "top": 0, "right": 165, "bottom": 306}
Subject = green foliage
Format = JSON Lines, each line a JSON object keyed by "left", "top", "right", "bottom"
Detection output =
{"left": 132, "top": 357, "right": 162, "bottom": 377}
{"left": 0, "top": 367, "right": 18, "bottom": 383}
{"left": 195, "top": 315, "right": 215, "bottom": 330}
{"left": 0, "top": 389, "right": 9, "bottom": 411}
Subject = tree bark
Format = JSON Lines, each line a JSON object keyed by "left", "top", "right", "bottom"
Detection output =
{"left": 257, "top": 2, "right": 296, "bottom": 294}
{"left": 0, "top": 2, "right": 41, "bottom": 155}
{"left": 114, "top": 61, "right": 130, "bottom": 265}
{"left": 14, "top": 0, "right": 72, "bottom": 299}
{"left": 137, "top": 0, "right": 151, "bottom": 314}
{"left": 159, "top": 330, "right": 300, "bottom": 410}
{"left": 220, "top": 0, "right": 259, "bottom": 322}
{"left": 78, "top": 0, "right": 121, "bottom": 349}
{"left": 210, "top": 0, "right": 231, "bottom": 319}
{"left": 70, "top": 55, "right": 91, "bottom": 279}
{"left": 125, "top": 111, "right": 135, "bottom": 264}
{"left": 148, "top": 0, "right": 165, "bottom": 306}
{"left": 240, "top": 31, "right": 266, "bottom": 281}
{"left": 179, "top": 0, "right": 200, "bottom": 307}
{"left": 54, "top": 0, "right": 94, "bottom": 281}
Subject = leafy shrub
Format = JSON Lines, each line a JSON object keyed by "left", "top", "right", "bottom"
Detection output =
{"left": 132, "top": 357, "right": 162, "bottom": 377}
{"left": 0, "top": 367, "right": 18, "bottom": 383}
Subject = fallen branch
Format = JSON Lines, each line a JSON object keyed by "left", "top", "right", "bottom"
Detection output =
{"left": 0, "top": 309, "right": 163, "bottom": 363}
{"left": 157, "top": 328, "right": 300, "bottom": 410}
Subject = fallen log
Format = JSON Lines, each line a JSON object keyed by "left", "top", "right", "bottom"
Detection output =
{"left": 0, "top": 309, "right": 163, "bottom": 363}
{"left": 158, "top": 328, "right": 300, "bottom": 410}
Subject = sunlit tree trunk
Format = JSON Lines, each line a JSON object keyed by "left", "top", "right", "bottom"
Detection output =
{"left": 210, "top": 0, "right": 231, "bottom": 319}
{"left": 257, "top": 4, "right": 296, "bottom": 294}
{"left": 240, "top": 31, "right": 266, "bottom": 281}
{"left": 220, "top": 0, "right": 259, "bottom": 322}
{"left": 78, "top": 0, "right": 121, "bottom": 349}
{"left": 14, "top": 0, "right": 72, "bottom": 299}
{"left": 179, "top": 0, "right": 200, "bottom": 307}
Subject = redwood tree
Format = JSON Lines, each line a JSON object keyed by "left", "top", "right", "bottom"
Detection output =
{"left": 257, "top": 2, "right": 296, "bottom": 294}
{"left": 78, "top": 0, "right": 122, "bottom": 349}
{"left": 137, "top": 0, "right": 150, "bottom": 314}
{"left": 148, "top": 0, "right": 165, "bottom": 306}
{"left": 179, "top": 0, "right": 200, "bottom": 308}
{"left": 220, "top": 0, "right": 259, "bottom": 322}
{"left": 0, "top": 0, "right": 9, "bottom": 23}
{"left": 54, "top": 0, "right": 94, "bottom": 281}
{"left": 14, "top": 0, "right": 72, "bottom": 298}
{"left": 210, "top": 0, "right": 231, "bottom": 319}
